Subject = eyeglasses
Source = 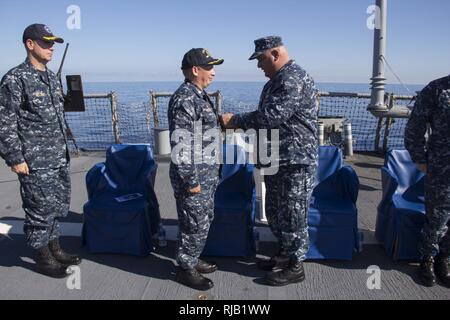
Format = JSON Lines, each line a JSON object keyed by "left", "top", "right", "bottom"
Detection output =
{"left": 198, "top": 65, "right": 214, "bottom": 71}
{"left": 34, "top": 39, "right": 55, "bottom": 49}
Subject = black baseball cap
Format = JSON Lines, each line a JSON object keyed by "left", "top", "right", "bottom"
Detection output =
{"left": 181, "top": 48, "right": 224, "bottom": 70}
{"left": 22, "top": 24, "right": 64, "bottom": 44}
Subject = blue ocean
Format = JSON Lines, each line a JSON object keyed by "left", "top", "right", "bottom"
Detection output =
{"left": 82, "top": 81, "right": 424, "bottom": 105}
{"left": 66, "top": 81, "right": 425, "bottom": 151}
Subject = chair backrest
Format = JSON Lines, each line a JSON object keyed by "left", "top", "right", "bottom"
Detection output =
{"left": 385, "top": 149, "right": 425, "bottom": 194}
{"left": 104, "top": 144, "right": 156, "bottom": 189}
{"left": 220, "top": 143, "right": 247, "bottom": 181}
{"left": 216, "top": 144, "right": 254, "bottom": 197}
{"left": 316, "top": 146, "right": 342, "bottom": 184}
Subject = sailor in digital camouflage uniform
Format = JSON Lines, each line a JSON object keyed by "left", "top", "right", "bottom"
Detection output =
{"left": 221, "top": 36, "right": 318, "bottom": 286}
{"left": 0, "top": 24, "right": 81, "bottom": 278}
{"left": 404, "top": 75, "right": 450, "bottom": 288}
{"left": 168, "top": 48, "right": 224, "bottom": 290}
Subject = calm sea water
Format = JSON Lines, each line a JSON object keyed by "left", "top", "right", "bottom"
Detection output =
{"left": 82, "top": 81, "right": 425, "bottom": 105}
{"left": 65, "top": 81, "right": 425, "bottom": 151}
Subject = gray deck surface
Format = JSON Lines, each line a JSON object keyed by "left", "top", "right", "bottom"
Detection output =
{"left": 1, "top": 152, "right": 449, "bottom": 300}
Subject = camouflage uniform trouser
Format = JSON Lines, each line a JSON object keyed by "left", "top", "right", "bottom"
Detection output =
{"left": 18, "top": 166, "right": 71, "bottom": 249}
{"left": 173, "top": 181, "right": 218, "bottom": 270}
{"left": 264, "top": 165, "right": 316, "bottom": 263}
{"left": 419, "top": 165, "right": 450, "bottom": 258}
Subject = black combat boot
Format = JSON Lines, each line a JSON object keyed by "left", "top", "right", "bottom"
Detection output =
{"left": 419, "top": 256, "right": 437, "bottom": 287}
{"left": 48, "top": 238, "right": 82, "bottom": 266}
{"left": 264, "top": 259, "right": 305, "bottom": 286}
{"left": 257, "top": 252, "right": 290, "bottom": 271}
{"left": 175, "top": 268, "right": 214, "bottom": 291}
{"left": 195, "top": 259, "right": 218, "bottom": 274}
{"left": 34, "top": 246, "right": 72, "bottom": 278}
{"left": 434, "top": 253, "right": 450, "bottom": 288}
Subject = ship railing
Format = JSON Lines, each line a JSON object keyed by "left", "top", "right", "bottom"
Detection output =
{"left": 64, "top": 91, "right": 415, "bottom": 154}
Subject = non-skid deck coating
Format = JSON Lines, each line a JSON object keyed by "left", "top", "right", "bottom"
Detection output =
{"left": 0, "top": 152, "right": 449, "bottom": 300}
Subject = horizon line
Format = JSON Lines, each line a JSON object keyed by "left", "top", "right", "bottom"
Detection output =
{"left": 79, "top": 80, "right": 426, "bottom": 86}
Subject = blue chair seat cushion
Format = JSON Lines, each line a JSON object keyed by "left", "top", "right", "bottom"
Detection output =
{"left": 83, "top": 202, "right": 152, "bottom": 256}
{"left": 309, "top": 196, "right": 357, "bottom": 228}
{"left": 84, "top": 198, "right": 147, "bottom": 222}
{"left": 203, "top": 211, "right": 255, "bottom": 257}
{"left": 375, "top": 149, "right": 426, "bottom": 260}
{"left": 392, "top": 194, "right": 425, "bottom": 212}
{"left": 307, "top": 226, "right": 356, "bottom": 260}
{"left": 392, "top": 194, "right": 425, "bottom": 228}
{"left": 215, "top": 192, "right": 252, "bottom": 212}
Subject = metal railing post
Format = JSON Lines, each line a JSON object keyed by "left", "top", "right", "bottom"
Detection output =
{"left": 110, "top": 91, "right": 121, "bottom": 144}
{"left": 215, "top": 91, "right": 222, "bottom": 114}
{"left": 150, "top": 91, "right": 159, "bottom": 128}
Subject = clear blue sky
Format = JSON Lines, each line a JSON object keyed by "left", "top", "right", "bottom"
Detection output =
{"left": 1, "top": 0, "right": 449, "bottom": 84}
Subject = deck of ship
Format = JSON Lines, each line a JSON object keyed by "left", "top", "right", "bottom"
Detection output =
{"left": 0, "top": 152, "right": 449, "bottom": 300}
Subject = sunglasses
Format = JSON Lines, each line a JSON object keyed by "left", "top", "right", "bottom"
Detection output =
{"left": 33, "top": 39, "right": 55, "bottom": 48}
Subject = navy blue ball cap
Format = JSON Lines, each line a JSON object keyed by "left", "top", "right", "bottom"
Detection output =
{"left": 249, "top": 36, "right": 283, "bottom": 60}
{"left": 22, "top": 24, "right": 64, "bottom": 44}
{"left": 181, "top": 48, "right": 224, "bottom": 70}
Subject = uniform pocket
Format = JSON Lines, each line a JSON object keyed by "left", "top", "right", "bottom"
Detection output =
{"left": 179, "top": 192, "right": 208, "bottom": 234}
{"left": 201, "top": 108, "right": 218, "bottom": 127}
{"left": 30, "top": 98, "right": 58, "bottom": 124}
{"left": 20, "top": 176, "right": 51, "bottom": 217}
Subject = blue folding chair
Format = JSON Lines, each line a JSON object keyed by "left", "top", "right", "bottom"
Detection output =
{"left": 202, "top": 143, "right": 257, "bottom": 257}
{"left": 375, "top": 149, "right": 425, "bottom": 260}
{"left": 307, "top": 146, "right": 362, "bottom": 260}
{"left": 83, "top": 144, "right": 162, "bottom": 256}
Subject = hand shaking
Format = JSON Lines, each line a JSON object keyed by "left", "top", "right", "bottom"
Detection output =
{"left": 219, "top": 113, "right": 236, "bottom": 129}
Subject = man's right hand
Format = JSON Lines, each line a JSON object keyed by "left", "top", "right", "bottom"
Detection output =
{"left": 188, "top": 185, "right": 201, "bottom": 194}
{"left": 11, "top": 162, "right": 29, "bottom": 175}
{"left": 220, "top": 113, "right": 236, "bottom": 129}
{"left": 416, "top": 163, "right": 427, "bottom": 174}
